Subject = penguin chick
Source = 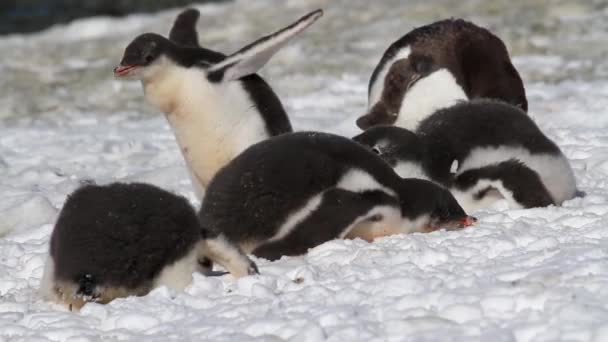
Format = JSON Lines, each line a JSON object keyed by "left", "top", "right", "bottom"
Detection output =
{"left": 114, "top": 9, "right": 323, "bottom": 198}
{"left": 40, "top": 182, "right": 257, "bottom": 310}
{"left": 358, "top": 18, "right": 527, "bottom": 130}
{"left": 199, "top": 132, "right": 475, "bottom": 261}
{"left": 353, "top": 100, "right": 577, "bottom": 211}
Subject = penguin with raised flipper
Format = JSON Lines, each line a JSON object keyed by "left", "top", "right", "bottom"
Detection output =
{"left": 115, "top": 9, "right": 323, "bottom": 198}
{"left": 199, "top": 132, "right": 476, "bottom": 261}
{"left": 357, "top": 19, "right": 527, "bottom": 131}
{"left": 40, "top": 182, "right": 257, "bottom": 310}
{"left": 353, "top": 100, "right": 577, "bottom": 212}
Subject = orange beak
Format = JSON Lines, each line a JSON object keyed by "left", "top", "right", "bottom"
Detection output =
{"left": 460, "top": 216, "right": 477, "bottom": 227}
{"left": 113, "top": 65, "right": 139, "bottom": 77}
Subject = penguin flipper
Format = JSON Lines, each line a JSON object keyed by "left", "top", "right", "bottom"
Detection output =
{"left": 169, "top": 8, "right": 201, "bottom": 48}
{"left": 253, "top": 188, "right": 384, "bottom": 260}
{"left": 207, "top": 9, "right": 323, "bottom": 82}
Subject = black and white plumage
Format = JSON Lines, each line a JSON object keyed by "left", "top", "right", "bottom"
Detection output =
{"left": 353, "top": 100, "right": 577, "bottom": 212}
{"left": 199, "top": 132, "right": 475, "bottom": 261}
{"left": 357, "top": 19, "right": 527, "bottom": 131}
{"left": 114, "top": 9, "right": 323, "bottom": 198}
{"left": 40, "top": 182, "right": 257, "bottom": 310}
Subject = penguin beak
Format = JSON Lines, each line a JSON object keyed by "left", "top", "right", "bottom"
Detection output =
{"left": 459, "top": 216, "right": 477, "bottom": 228}
{"left": 113, "top": 64, "right": 140, "bottom": 78}
{"left": 426, "top": 215, "right": 477, "bottom": 232}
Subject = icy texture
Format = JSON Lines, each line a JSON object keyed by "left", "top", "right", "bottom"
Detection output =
{"left": 1, "top": 0, "right": 608, "bottom": 341}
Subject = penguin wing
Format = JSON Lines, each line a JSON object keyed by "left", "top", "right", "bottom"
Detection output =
{"left": 168, "top": 8, "right": 228, "bottom": 67}
{"left": 169, "top": 8, "right": 201, "bottom": 48}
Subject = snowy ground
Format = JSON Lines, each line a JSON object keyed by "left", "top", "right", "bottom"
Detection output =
{"left": 2, "top": 0, "right": 608, "bottom": 341}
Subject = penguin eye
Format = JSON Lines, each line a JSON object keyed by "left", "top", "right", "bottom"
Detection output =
{"left": 368, "top": 214, "right": 383, "bottom": 222}
{"left": 436, "top": 206, "right": 450, "bottom": 219}
{"left": 371, "top": 147, "right": 381, "bottom": 154}
{"left": 144, "top": 54, "right": 154, "bottom": 63}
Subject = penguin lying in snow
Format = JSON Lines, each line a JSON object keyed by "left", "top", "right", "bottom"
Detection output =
{"left": 114, "top": 9, "right": 323, "bottom": 199}
{"left": 357, "top": 18, "right": 527, "bottom": 131}
{"left": 353, "top": 100, "right": 577, "bottom": 212}
{"left": 199, "top": 132, "right": 476, "bottom": 261}
{"left": 40, "top": 182, "right": 257, "bottom": 310}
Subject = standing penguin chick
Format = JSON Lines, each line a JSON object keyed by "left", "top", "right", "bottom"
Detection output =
{"left": 358, "top": 19, "right": 527, "bottom": 130}
{"left": 114, "top": 9, "right": 323, "bottom": 198}
{"left": 199, "top": 132, "right": 475, "bottom": 261}
{"left": 353, "top": 100, "right": 577, "bottom": 212}
{"left": 40, "top": 182, "right": 257, "bottom": 310}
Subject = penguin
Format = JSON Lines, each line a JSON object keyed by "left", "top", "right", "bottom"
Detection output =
{"left": 357, "top": 18, "right": 527, "bottom": 131}
{"left": 353, "top": 99, "right": 577, "bottom": 212}
{"left": 40, "top": 182, "right": 257, "bottom": 310}
{"left": 114, "top": 9, "right": 323, "bottom": 198}
{"left": 199, "top": 132, "right": 476, "bottom": 261}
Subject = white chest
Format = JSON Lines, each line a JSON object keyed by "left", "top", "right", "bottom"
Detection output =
{"left": 394, "top": 68, "right": 467, "bottom": 130}
{"left": 143, "top": 67, "right": 269, "bottom": 197}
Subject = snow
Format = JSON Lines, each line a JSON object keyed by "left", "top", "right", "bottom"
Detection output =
{"left": 1, "top": 0, "right": 608, "bottom": 341}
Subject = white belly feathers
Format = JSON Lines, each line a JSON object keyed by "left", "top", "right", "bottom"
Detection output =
{"left": 144, "top": 66, "right": 268, "bottom": 195}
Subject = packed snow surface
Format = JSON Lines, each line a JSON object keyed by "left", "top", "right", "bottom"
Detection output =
{"left": 2, "top": 0, "right": 608, "bottom": 341}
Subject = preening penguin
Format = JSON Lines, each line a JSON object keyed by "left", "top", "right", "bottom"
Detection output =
{"left": 353, "top": 100, "right": 577, "bottom": 212}
{"left": 199, "top": 132, "right": 475, "bottom": 261}
{"left": 114, "top": 9, "right": 323, "bottom": 198}
{"left": 40, "top": 182, "right": 257, "bottom": 310}
{"left": 357, "top": 19, "right": 527, "bottom": 130}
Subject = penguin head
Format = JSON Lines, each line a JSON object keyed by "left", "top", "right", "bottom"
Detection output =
{"left": 358, "top": 53, "right": 467, "bottom": 131}
{"left": 397, "top": 178, "right": 476, "bottom": 233}
{"left": 357, "top": 55, "right": 440, "bottom": 129}
{"left": 115, "top": 33, "right": 172, "bottom": 79}
{"left": 353, "top": 125, "right": 424, "bottom": 168}
{"left": 424, "top": 184, "right": 476, "bottom": 231}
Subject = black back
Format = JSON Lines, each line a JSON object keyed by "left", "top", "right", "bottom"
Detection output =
{"left": 166, "top": 9, "right": 293, "bottom": 136}
{"left": 369, "top": 18, "right": 527, "bottom": 112}
{"left": 50, "top": 183, "right": 200, "bottom": 290}
{"left": 239, "top": 75, "right": 293, "bottom": 136}
{"left": 199, "top": 132, "right": 403, "bottom": 243}
{"left": 418, "top": 99, "right": 559, "bottom": 183}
